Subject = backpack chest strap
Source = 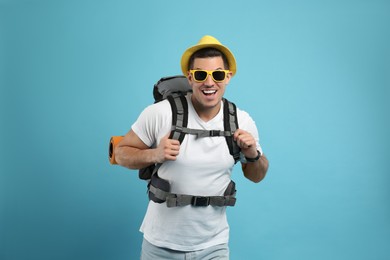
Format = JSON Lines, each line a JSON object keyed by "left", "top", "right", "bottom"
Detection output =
{"left": 171, "top": 126, "right": 234, "bottom": 138}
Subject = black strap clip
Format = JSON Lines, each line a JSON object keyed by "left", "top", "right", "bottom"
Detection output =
{"left": 191, "top": 196, "right": 210, "bottom": 206}
{"left": 209, "top": 130, "right": 220, "bottom": 136}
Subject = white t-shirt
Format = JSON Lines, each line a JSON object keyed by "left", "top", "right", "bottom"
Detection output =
{"left": 132, "top": 94, "right": 261, "bottom": 251}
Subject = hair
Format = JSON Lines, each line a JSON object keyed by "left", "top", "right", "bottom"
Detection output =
{"left": 188, "top": 47, "right": 229, "bottom": 70}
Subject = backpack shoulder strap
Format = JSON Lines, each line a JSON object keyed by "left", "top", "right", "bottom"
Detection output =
{"left": 139, "top": 93, "right": 188, "bottom": 180}
{"left": 223, "top": 98, "right": 241, "bottom": 163}
{"left": 166, "top": 93, "right": 188, "bottom": 144}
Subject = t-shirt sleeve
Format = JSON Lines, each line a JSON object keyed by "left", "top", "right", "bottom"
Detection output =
{"left": 237, "top": 109, "right": 263, "bottom": 155}
{"left": 131, "top": 101, "right": 172, "bottom": 148}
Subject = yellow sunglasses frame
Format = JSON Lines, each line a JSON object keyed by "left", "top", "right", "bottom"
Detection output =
{"left": 189, "top": 70, "right": 230, "bottom": 83}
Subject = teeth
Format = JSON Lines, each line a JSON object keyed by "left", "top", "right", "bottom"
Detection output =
{"left": 203, "top": 90, "right": 216, "bottom": 94}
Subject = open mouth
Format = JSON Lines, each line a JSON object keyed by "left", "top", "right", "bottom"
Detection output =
{"left": 202, "top": 89, "right": 217, "bottom": 96}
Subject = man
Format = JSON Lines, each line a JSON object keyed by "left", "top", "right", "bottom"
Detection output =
{"left": 115, "top": 35, "right": 269, "bottom": 259}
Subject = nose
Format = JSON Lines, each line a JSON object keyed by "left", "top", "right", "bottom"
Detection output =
{"left": 204, "top": 72, "right": 215, "bottom": 86}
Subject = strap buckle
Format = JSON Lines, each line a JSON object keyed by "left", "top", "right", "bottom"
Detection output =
{"left": 191, "top": 196, "right": 210, "bottom": 206}
{"left": 209, "top": 130, "right": 220, "bottom": 136}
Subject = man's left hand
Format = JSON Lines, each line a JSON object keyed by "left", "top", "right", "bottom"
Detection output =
{"left": 233, "top": 129, "right": 258, "bottom": 158}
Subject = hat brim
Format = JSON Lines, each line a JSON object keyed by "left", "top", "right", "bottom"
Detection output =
{"left": 181, "top": 43, "right": 237, "bottom": 76}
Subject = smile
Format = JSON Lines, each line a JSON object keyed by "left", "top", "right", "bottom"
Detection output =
{"left": 202, "top": 89, "right": 217, "bottom": 96}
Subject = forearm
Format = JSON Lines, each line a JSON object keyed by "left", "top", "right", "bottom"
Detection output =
{"left": 114, "top": 146, "right": 158, "bottom": 170}
{"left": 242, "top": 155, "right": 269, "bottom": 183}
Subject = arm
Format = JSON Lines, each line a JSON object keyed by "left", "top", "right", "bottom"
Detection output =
{"left": 234, "top": 129, "right": 269, "bottom": 183}
{"left": 241, "top": 154, "right": 269, "bottom": 183}
{"left": 114, "top": 130, "right": 180, "bottom": 170}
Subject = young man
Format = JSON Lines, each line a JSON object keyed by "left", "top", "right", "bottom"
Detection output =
{"left": 115, "top": 35, "right": 269, "bottom": 259}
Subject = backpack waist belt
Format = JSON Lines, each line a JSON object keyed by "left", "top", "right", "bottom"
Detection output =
{"left": 148, "top": 173, "right": 236, "bottom": 208}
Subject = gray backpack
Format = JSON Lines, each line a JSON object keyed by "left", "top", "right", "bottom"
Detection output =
{"left": 142, "top": 75, "right": 240, "bottom": 207}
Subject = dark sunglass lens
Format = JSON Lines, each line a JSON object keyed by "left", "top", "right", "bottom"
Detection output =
{"left": 212, "top": 71, "right": 225, "bottom": 81}
{"left": 194, "top": 71, "right": 207, "bottom": 81}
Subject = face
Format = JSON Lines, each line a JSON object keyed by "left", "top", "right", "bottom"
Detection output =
{"left": 187, "top": 56, "right": 232, "bottom": 117}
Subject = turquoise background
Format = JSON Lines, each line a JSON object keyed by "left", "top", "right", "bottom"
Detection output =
{"left": 1, "top": 0, "right": 389, "bottom": 259}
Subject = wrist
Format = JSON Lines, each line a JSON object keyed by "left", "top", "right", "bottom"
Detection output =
{"left": 244, "top": 150, "right": 261, "bottom": 162}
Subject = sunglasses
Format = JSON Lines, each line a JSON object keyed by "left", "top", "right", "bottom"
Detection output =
{"left": 189, "top": 70, "right": 230, "bottom": 83}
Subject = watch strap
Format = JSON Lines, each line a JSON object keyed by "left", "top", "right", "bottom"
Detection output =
{"left": 245, "top": 150, "right": 261, "bottom": 162}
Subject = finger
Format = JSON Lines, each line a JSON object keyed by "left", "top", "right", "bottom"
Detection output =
{"left": 169, "top": 144, "right": 180, "bottom": 151}
{"left": 169, "top": 139, "right": 181, "bottom": 146}
{"left": 233, "top": 129, "right": 244, "bottom": 140}
{"left": 163, "top": 131, "right": 181, "bottom": 145}
{"left": 238, "top": 136, "right": 255, "bottom": 149}
{"left": 166, "top": 147, "right": 180, "bottom": 160}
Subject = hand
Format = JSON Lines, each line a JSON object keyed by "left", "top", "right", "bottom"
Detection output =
{"left": 233, "top": 129, "right": 258, "bottom": 158}
{"left": 155, "top": 133, "right": 181, "bottom": 163}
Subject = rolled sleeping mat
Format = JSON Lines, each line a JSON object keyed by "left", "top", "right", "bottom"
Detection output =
{"left": 109, "top": 136, "right": 124, "bottom": 164}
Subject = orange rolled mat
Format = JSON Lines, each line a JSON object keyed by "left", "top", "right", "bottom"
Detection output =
{"left": 109, "top": 136, "right": 124, "bottom": 164}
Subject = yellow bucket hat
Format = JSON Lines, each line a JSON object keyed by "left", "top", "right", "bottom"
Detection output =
{"left": 181, "top": 35, "right": 237, "bottom": 76}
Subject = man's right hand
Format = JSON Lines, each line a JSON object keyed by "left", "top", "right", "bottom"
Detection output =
{"left": 155, "top": 133, "right": 181, "bottom": 163}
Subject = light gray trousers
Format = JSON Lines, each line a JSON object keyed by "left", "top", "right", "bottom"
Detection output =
{"left": 141, "top": 238, "right": 229, "bottom": 260}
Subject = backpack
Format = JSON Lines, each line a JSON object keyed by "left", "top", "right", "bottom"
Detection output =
{"left": 110, "top": 75, "right": 241, "bottom": 207}
{"left": 139, "top": 75, "right": 241, "bottom": 179}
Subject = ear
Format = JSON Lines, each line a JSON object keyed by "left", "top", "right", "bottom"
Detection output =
{"left": 225, "top": 71, "right": 233, "bottom": 84}
{"left": 186, "top": 71, "right": 193, "bottom": 83}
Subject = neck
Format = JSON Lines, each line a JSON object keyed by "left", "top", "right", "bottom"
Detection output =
{"left": 191, "top": 96, "right": 222, "bottom": 122}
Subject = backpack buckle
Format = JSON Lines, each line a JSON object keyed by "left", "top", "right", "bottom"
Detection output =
{"left": 209, "top": 130, "right": 220, "bottom": 136}
{"left": 191, "top": 196, "right": 210, "bottom": 206}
